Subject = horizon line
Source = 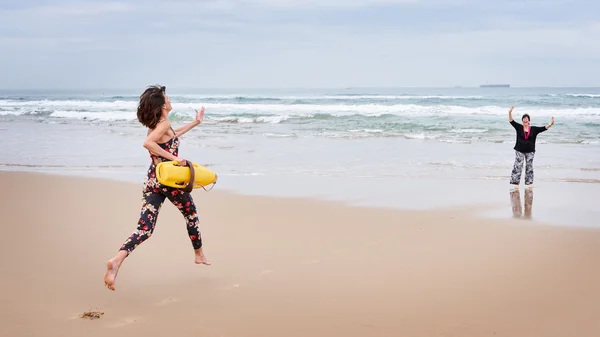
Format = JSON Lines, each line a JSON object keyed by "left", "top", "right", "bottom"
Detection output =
{"left": 1, "top": 85, "right": 600, "bottom": 92}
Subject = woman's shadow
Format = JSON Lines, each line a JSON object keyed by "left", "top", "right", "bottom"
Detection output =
{"left": 510, "top": 188, "right": 534, "bottom": 219}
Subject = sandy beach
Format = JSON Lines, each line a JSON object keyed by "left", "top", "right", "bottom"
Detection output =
{"left": 2, "top": 0, "right": 600, "bottom": 334}
{"left": 0, "top": 170, "right": 599, "bottom": 337}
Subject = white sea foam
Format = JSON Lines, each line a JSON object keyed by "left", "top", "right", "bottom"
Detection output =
{"left": 348, "top": 129, "right": 384, "bottom": 133}
{"left": 210, "top": 115, "right": 291, "bottom": 124}
{"left": 2, "top": 98, "right": 600, "bottom": 123}
{"left": 1, "top": 92, "right": 599, "bottom": 145}
{"left": 449, "top": 128, "right": 488, "bottom": 133}
{"left": 197, "top": 103, "right": 600, "bottom": 119}
{"left": 566, "top": 94, "right": 600, "bottom": 98}
{"left": 0, "top": 99, "right": 135, "bottom": 109}
{"left": 50, "top": 110, "right": 136, "bottom": 120}
{"left": 168, "top": 94, "right": 487, "bottom": 100}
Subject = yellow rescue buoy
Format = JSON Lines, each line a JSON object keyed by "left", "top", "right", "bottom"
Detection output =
{"left": 155, "top": 161, "right": 217, "bottom": 191}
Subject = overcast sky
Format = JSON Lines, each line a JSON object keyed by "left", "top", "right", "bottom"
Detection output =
{"left": 0, "top": 0, "right": 599, "bottom": 89}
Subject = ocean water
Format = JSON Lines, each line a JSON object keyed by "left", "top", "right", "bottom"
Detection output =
{"left": 1, "top": 87, "right": 599, "bottom": 226}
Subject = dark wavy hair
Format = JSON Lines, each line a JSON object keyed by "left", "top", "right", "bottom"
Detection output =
{"left": 137, "top": 85, "right": 166, "bottom": 129}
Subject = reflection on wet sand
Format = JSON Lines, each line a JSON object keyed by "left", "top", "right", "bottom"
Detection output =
{"left": 510, "top": 188, "right": 533, "bottom": 219}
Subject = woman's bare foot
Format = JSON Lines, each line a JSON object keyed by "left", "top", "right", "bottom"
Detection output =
{"left": 194, "top": 248, "right": 211, "bottom": 265}
{"left": 104, "top": 251, "right": 128, "bottom": 291}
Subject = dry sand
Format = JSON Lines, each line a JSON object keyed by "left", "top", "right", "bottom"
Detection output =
{"left": 1, "top": 170, "right": 600, "bottom": 337}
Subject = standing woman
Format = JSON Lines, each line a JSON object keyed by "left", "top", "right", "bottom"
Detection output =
{"left": 508, "top": 106, "right": 555, "bottom": 189}
{"left": 104, "top": 85, "right": 210, "bottom": 291}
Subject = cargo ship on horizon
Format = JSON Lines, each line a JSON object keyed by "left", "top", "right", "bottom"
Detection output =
{"left": 479, "top": 84, "right": 510, "bottom": 88}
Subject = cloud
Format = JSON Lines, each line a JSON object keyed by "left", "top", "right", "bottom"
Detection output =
{"left": 0, "top": 1, "right": 135, "bottom": 41}
{"left": 0, "top": 0, "right": 598, "bottom": 88}
{"left": 2, "top": 1, "right": 133, "bottom": 16}
{"left": 236, "top": 0, "right": 421, "bottom": 9}
{"left": 39, "top": 2, "right": 133, "bottom": 15}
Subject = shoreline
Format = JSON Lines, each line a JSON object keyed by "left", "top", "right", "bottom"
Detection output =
{"left": 2, "top": 170, "right": 600, "bottom": 337}
{"left": 2, "top": 167, "right": 598, "bottom": 229}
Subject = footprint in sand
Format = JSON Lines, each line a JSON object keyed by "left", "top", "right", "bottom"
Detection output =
{"left": 107, "top": 317, "right": 140, "bottom": 328}
{"left": 218, "top": 283, "right": 242, "bottom": 290}
{"left": 258, "top": 269, "right": 273, "bottom": 276}
{"left": 219, "top": 270, "right": 274, "bottom": 290}
{"left": 70, "top": 307, "right": 106, "bottom": 320}
{"left": 154, "top": 297, "right": 180, "bottom": 306}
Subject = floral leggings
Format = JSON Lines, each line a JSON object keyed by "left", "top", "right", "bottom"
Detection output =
{"left": 119, "top": 164, "right": 203, "bottom": 254}
{"left": 510, "top": 150, "right": 535, "bottom": 185}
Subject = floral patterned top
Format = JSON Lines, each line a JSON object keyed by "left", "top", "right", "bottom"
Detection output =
{"left": 150, "top": 126, "right": 179, "bottom": 165}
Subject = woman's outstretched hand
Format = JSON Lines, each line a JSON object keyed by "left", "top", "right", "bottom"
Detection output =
{"left": 545, "top": 116, "right": 555, "bottom": 129}
{"left": 194, "top": 107, "right": 205, "bottom": 125}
